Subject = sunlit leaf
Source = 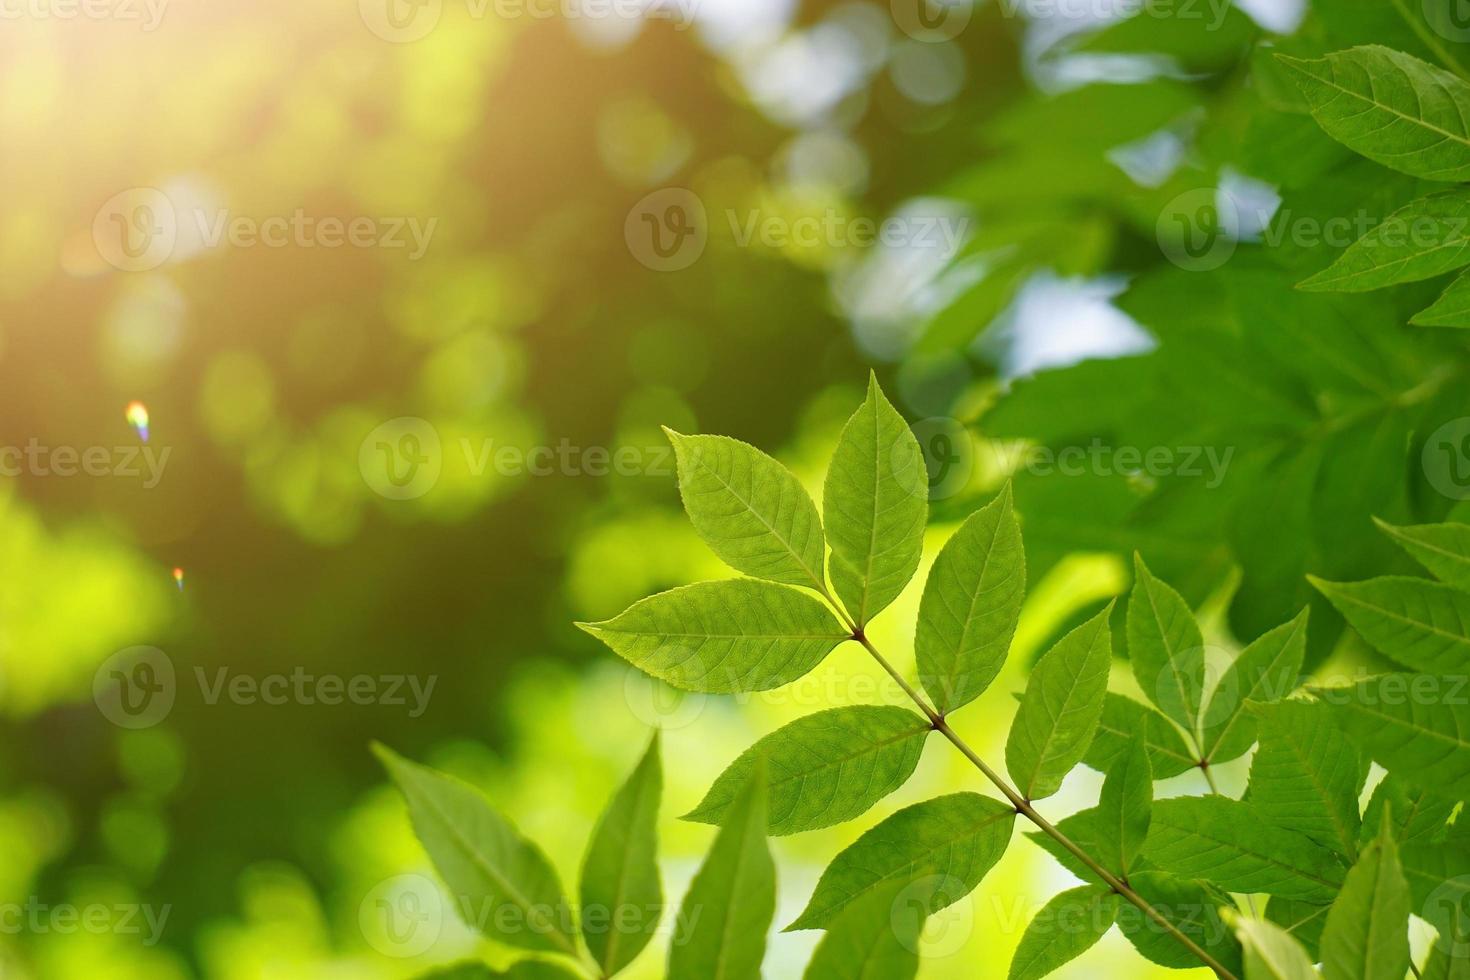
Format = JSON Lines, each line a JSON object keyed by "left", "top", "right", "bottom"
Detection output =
{"left": 1315, "top": 675, "right": 1470, "bottom": 801}
{"left": 1202, "top": 611, "right": 1310, "bottom": 764}
{"left": 1376, "top": 517, "right": 1470, "bottom": 591}
{"left": 1248, "top": 699, "right": 1366, "bottom": 858}
{"left": 1006, "top": 603, "right": 1114, "bottom": 800}
{"left": 1299, "top": 191, "right": 1470, "bottom": 292}
{"left": 685, "top": 706, "right": 931, "bottom": 835}
{"left": 1085, "top": 693, "right": 1198, "bottom": 778}
{"left": 823, "top": 373, "right": 927, "bottom": 627}
{"left": 580, "top": 733, "right": 662, "bottom": 976}
{"left": 1008, "top": 885, "right": 1120, "bottom": 980}
{"left": 800, "top": 880, "right": 922, "bottom": 980}
{"left": 915, "top": 483, "right": 1025, "bottom": 713}
{"left": 1143, "top": 796, "right": 1344, "bottom": 901}
{"left": 577, "top": 579, "right": 848, "bottom": 693}
{"left": 666, "top": 430, "right": 826, "bottom": 591}
{"left": 1280, "top": 46, "right": 1470, "bottom": 181}
{"left": 787, "top": 792, "right": 1013, "bottom": 932}
{"left": 668, "top": 765, "right": 775, "bottom": 980}
{"left": 1320, "top": 814, "right": 1411, "bottom": 980}
{"left": 1310, "top": 575, "right": 1470, "bottom": 673}
{"left": 374, "top": 745, "right": 577, "bottom": 956}
{"left": 1128, "top": 554, "right": 1206, "bottom": 736}
{"left": 1098, "top": 731, "right": 1152, "bottom": 876}
{"left": 1412, "top": 268, "right": 1470, "bottom": 327}
{"left": 1234, "top": 915, "right": 1320, "bottom": 980}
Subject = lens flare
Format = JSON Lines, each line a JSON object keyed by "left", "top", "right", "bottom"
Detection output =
{"left": 126, "top": 401, "right": 150, "bottom": 443}
{"left": 173, "top": 567, "right": 185, "bottom": 591}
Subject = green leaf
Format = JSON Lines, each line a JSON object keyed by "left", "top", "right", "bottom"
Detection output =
{"left": 422, "top": 962, "right": 581, "bottom": 980}
{"left": 417, "top": 964, "right": 498, "bottom": 980}
{"left": 1143, "top": 796, "right": 1344, "bottom": 901}
{"left": 1008, "top": 885, "right": 1120, "bottom": 980}
{"left": 1264, "top": 898, "right": 1331, "bottom": 961}
{"left": 579, "top": 734, "right": 662, "bottom": 976}
{"left": 1310, "top": 575, "right": 1470, "bottom": 673}
{"left": 1248, "top": 699, "right": 1366, "bottom": 859}
{"left": 1279, "top": 46, "right": 1470, "bottom": 181}
{"left": 1422, "top": 920, "right": 1470, "bottom": 980}
{"left": 1098, "top": 731, "right": 1152, "bottom": 876}
{"left": 1117, "top": 872, "right": 1242, "bottom": 973}
{"left": 787, "top": 792, "right": 1013, "bottom": 932}
{"left": 1128, "top": 554, "right": 1206, "bottom": 736}
{"left": 800, "top": 880, "right": 922, "bottom": 980}
{"left": 1085, "top": 693, "right": 1198, "bottom": 778}
{"left": 823, "top": 373, "right": 928, "bottom": 627}
{"left": 1360, "top": 775, "right": 1454, "bottom": 848}
{"left": 665, "top": 430, "right": 826, "bottom": 592}
{"left": 373, "top": 744, "right": 577, "bottom": 956}
{"left": 1413, "top": 267, "right": 1470, "bottom": 327}
{"left": 1006, "top": 603, "right": 1114, "bottom": 800}
{"left": 1024, "top": 807, "right": 1113, "bottom": 885}
{"left": 1401, "top": 840, "right": 1470, "bottom": 936}
{"left": 1320, "top": 815, "right": 1411, "bottom": 980}
{"left": 1315, "top": 675, "right": 1470, "bottom": 801}
{"left": 685, "top": 706, "right": 931, "bottom": 835}
{"left": 1202, "top": 611, "right": 1310, "bottom": 764}
{"left": 668, "top": 764, "right": 775, "bottom": 980}
{"left": 1234, "top": 915, "right": 1321, "bottom": 980}
{"left": 1299, "top": 191, "right": 1470, "bottom": 291}
{"left": 1376, "top": 517, "right": 1470, "bottom": 591}
{"left": 576, "top": 580, "right": 848, "bottom": 693}
{"left": 915, "top": 483, "right": 1026, "bottom": 713}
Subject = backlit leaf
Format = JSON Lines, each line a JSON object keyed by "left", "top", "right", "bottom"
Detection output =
{"left": 823, "top": 373, "right": 928, "bottom": 627}
{"left": 1006, "top": 603, "right": 1114, "bottom": 800}
{"left": 1311, "top": 575, "right": 1470, "bottom": 673}
{"left": 666, "top": 430, "right": 826, "bottom": 591}
{"left": 685, "top": 706, "right": 931, "bottom": 835}
{"left": 787, "top": 792, "right": 1013, "bottom": 932}
{"left": 577, "top": 579, "right": 848, "bottom": 693}
{"left": 915, "top": 483, "right": 1025, "bottom": 713}
{"left": 1008, "top": 885, "right": 1120, "bottom": 980}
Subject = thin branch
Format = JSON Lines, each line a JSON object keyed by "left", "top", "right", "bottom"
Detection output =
{"left": 843, "top": 627, "right": 1240, "bottom": 980}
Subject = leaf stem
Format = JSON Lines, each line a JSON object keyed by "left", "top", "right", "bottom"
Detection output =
{"left": 847, "top": 628, "right": 1240, "bottom": 980}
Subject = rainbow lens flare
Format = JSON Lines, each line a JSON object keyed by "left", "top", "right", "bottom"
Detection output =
{"left": 126, "top": 401, "right": 150, "bottom": 443}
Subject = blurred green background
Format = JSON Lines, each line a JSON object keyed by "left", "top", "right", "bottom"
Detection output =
{"left": 4, "top": 0, "right": 1468, "bottom": 975}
